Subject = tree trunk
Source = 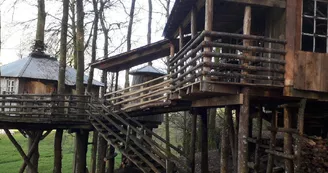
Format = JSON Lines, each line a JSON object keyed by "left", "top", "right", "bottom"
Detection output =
{"left": 87, "top": 0, "right": 99, "bottom": 93}
{"left": 75, "top": 0, "right": 84, "bottom": 96}
{"left": 36, "top": 0, "right": 46, "bottom": 42}
{"left": 54, "top": 129, "right": 63, "bottom": 173}
{"left": 90, "top": 131, "right": 98, "bottom": 173}
{"left": 75, "top": 130, "right": 89, "bottom": 173}
{"left": 147, "top": 0, "right": 152, "bottom": 44}
{"left": 70, "top": 0, "right": 77, "bottom": 69}
{"left": 124, "top": 0, "right": 136, "bottom": 88}
{"left": 96, "top": 135, "right": 107, "bottom": 173}
{"left": 208, "top": 108, "right": 216, "bottom": 149}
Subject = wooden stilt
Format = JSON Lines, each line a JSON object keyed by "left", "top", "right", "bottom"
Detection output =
{"left": 227, "top": 108, "right": 236, "bottom": 173}
{"left": 294, "top": 99, "right": 306, "bottom": 172}
{"left": 20, "top": 131, "right": 42, "bottom": 173}
{"left": 284, "top": 107, "right": 293, "bottom": 173}
{"left": 266, "top": 110, "right": 278, "bottom": 173}
{"left": 106, "top": 145, "right": 115, "bottom": 173}
{"left": 237, "top": 87, "right": 250, "bottom": 173}
{"left": 96, "top": 135, "right": 107, "bottom": 173}
{"left": 27, "top": 131, "right": 43, "bottom": 173}
{"left": 75, "top": 130, "right": 89, "bottom": 173}
{"left": 53, "top": 129, "right": 63, "bottom": 173}
{"left": 220, "top": 106, "right": 230, "bottom": 173}
{"left": 4, "top": 129, "right": 38, "bottom": 173}
{"left": 199, "top": 108, "right": 208, "bottom": 173}
{"left": 90, "top": 131, "right": 98, "bottom": 173}
{"left": 254, "top": 108, "right": 263, "bottom": 173}
{"left": 235, "top": 107, "right": 240, "bottom": 173}
{"left": 190, "top": 110, "right": 197, "bottom": 173}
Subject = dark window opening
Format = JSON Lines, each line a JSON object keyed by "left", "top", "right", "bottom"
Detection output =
{"left": 302, "top": 0, "right": 328, "bottom": 53}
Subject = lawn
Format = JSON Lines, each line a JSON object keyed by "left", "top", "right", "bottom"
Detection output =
{"left": 0, "top": 131, "right": 122, "bottom": 173}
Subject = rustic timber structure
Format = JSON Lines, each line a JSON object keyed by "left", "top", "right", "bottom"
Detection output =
{"left": 1, "top": 0, "right": 328, "bottom": 173}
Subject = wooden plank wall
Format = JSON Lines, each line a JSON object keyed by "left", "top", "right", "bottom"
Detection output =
{"left": 294, "top": 51, "right": 328, "bottom": 92}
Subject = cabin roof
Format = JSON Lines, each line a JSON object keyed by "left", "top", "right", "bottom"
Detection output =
{"left": 163, "top": 0, "right": 197, "bottom": 39}
{"left": 130, "top": 65, "right": 166, "bottom": 75}
{"left": 91, "top": 39, "right": 178, "bottom": 72}
{"left": 1, "top": 53, "right": 103, "bottom": 86}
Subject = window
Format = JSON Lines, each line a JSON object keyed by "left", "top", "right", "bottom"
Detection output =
{"left": 302, "top": 0, "right": 328, "bottom": 53}
{"left": 6, "top": 80, "right": 15, "bottom": 94}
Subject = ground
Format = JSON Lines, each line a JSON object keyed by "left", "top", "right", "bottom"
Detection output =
{"left": 0, "top": 131, "right": 122, "bottom": 173}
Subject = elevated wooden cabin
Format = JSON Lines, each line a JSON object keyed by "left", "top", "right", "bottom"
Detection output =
{"left": 92, "top": 0, "right": 328, "bottom": 172}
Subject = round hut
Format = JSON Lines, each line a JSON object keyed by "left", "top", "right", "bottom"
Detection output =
{"left": 129, "top": 64, "right": 165, "bottom": 129}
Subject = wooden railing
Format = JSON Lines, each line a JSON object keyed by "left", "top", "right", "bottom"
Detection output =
{"left": 0, "top": 94, "right": 90, "bottom": 121}
{"left": 169, "top": 30, "right": 287, "bottom": 91}
{"left": 105, "top": 75, "right": 172, "bottom": 111}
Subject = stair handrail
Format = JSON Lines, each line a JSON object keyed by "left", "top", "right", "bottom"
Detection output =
{"left": 87, "top": 93, "right": 191, "bottom": 172}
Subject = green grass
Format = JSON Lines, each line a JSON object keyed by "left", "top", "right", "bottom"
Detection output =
{"left": 0, "top": 131, "right": 122, "bottom": 173}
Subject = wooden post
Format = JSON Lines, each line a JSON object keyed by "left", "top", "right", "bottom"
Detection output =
{"left": 254, "top": 108, "right": 263, "bottom": 173}
{"left": 227, "top": 108, "right": 237, "bottom": 173}
{"left": 106, "top": 145, "right": 115, "bottom": 173}
{"left": 203, "top": 0, "right": 213, "bottom": 81}
{"left": 20, "top": 131, "right": 42, "bottom": 173}
{"left": 266, "top": 110, "right": 278, "bottom": 173}
{"left": 190, "top": 110, "right": 197, "bottom": 173}
{"left": 294, "top": 99, "right": 306, "bottom": 172}
{"left": 284, "top": 107, "right": 293, "bottom": 173}
{"left": 190, "top": 5, "right": 197, "bottom": 82}
{"left": 96, "top": 135, "right": 107, "bottom": 173}
{"left": 27, "top": 131, "right": 42, "bottom": 173}
{"left": 237, "top": 87, "right": 250, "bottom": 173}
{"left": 75, "top": 130, "right": 89, "bottom": 173}
{"left": 54, "top": 129, "right": 63, "bottom": 173}
{"left": 241, "top": 6, "right": 252, "bottom": 84}
{"left": 90, "top": 131, "right": 98, "bottom": 173}
{"left": 199, "top": 108, "right": 208, "bottom": 173}
{"left": 220, "top": 106, "right": 230, "bottom": 173}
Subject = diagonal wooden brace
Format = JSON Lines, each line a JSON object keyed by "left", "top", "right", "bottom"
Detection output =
{"left": 4, "top": 129, "right": 39, "bottom": 173}
{"left": 19, "top": 131, "right": 43, "bottom": 173}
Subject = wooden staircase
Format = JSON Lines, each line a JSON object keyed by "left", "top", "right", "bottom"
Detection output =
{"left": 86, "top": 95, "right": 191, "bottom": 173}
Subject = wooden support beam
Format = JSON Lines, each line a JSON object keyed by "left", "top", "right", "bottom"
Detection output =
{"left": 203, "top": 0, "right": 213, "bottom": 81}
{"left": 89, "top": 131, "right": 98, "bottom": 173}
{"left": 190, "top": 111, "right": 197, "bottom": 173}
{"left": 223, "top": 0, "right": 286, "bottom": 8}
{"left": 41, "top": 130, "right": 52, "bottom": 140}
{"left": 254, "top": 109, "right": 262, "bottom": 173}
{"left": 27, "top": 131, "right": 42, "bottom": 173}
{"left": 53, "top": 129, "right": 63, "bottom": 173}
{"left": 106, "top": 145, "right": 115, "bottom": 173}
{"left": 227, "top": 107, "right": 237, "bottom": 173}
{"left": 220, "top": 106, "right": 230, "bottom": 173}
{"left": 75, "top": 130, "right": 89, "bottom": 173}
{"left": 294, "top": 99, "right": 307, "bottom": 172}
{"left": 199, "top": 108, "right": 208, "bottom": 173}
{"left": 266, "top": 110, "right": 278, "bottom": 173}
{"left": 237, "top": 87, "right": 250, "bottom": 173}
{"left": 284, "top": 107, "right": 294, "bottom": 173}
{"left": 192, "top": 94, "right": 243, "bottom": 107}
{"left": 20, "top": 131, "right": 42, "bottom": 173}
{"left": 4, "top": 129, "right": 38, "bottom": 173}
{"left": 96, "top": 135, "right": 107, "bottom": 173}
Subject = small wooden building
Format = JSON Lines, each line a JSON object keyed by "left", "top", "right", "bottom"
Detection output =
{"left": 0, "top": 52, "right": 103, "bottom": 95}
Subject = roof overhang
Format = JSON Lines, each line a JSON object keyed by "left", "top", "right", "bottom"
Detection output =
{"left": 91, "top": 39, "right": 180, "bottom": 72}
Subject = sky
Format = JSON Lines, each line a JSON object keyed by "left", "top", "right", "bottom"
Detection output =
{"left": 0, "top": 0, "right": 172, "bottom": 84}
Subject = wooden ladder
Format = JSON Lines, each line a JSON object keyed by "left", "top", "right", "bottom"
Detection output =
{"left": 265, "top": 99, "right": 307, "bottom": 173}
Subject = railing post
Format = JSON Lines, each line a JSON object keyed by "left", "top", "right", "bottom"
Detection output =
{"left": 166, "top": 159, "right": 173, "bottom": 173}
{"left": 125, "top": 125, "right": 130, "bottom": 150}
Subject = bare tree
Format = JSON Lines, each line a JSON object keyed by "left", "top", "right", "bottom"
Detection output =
{"left": 124, "top": 0, "right": 136, "bottom": 88}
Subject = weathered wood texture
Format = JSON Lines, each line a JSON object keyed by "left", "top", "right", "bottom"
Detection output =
{"left": 294, "top": 51, "right": 328, "bottom": 92}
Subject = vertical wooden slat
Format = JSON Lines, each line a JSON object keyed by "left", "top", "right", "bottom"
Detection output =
{"left": 190, "top": 111, "right": 197, "bottom": 173}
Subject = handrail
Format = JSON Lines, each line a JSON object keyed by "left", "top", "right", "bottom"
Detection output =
{"left": 105, "top": 74, "right": 170, "bottom": 97}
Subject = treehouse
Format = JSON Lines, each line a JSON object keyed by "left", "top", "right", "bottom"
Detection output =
{"left": 91, "top": 0, "right": 328, "bottom": 172}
